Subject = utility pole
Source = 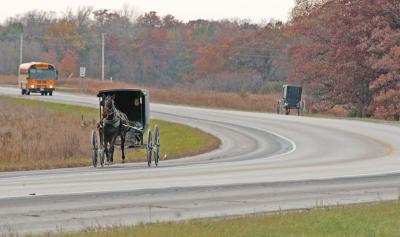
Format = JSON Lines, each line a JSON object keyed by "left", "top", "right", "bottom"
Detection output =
{"left": 101, "top": 33, "right": 105, "bottom": 81}
{"left": 19, "top": 33, "right": 23, "bottom": 65}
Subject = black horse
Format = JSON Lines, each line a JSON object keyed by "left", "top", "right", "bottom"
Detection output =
{"left": 100, "top": 95, "right": 130, "bottom": 163}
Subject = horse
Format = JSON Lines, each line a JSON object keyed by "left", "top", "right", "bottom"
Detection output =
{"left": 99, "top": 95, "right": 130, "bottom": 163}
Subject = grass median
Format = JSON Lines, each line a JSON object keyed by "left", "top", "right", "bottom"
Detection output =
{"left": 29, "top": 201, "right": 400, "bottom": 237}
{"left": 0, "top": 96, "right": 220, "bottom": 171}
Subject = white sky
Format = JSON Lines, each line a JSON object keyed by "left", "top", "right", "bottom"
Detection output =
{"left": 0, "top": 0, "right": 295, "bottom": 24}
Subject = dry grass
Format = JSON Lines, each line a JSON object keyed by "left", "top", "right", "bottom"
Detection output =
{"left": 0, "top": 97, "right": 94, "bottom": 171}
{"left": 57, "top": 78, "right": 281, "bottom": 113}
{"left": 0, "top": 76, "right": 280, "bottom": 112}
{"left": 0, "top": 75, "right": 280, "bottom": 113}
{"left": 150, "top": 87, "right": 280, "bottom": 112}
{"left": 0, "top": 75, "right": 17, "bottom": 85}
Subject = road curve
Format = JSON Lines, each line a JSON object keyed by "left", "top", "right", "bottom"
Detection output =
{"left": 1, "top": 86, "right": 400, "bottom": 235}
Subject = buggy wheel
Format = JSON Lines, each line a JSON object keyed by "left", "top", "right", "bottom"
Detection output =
{"left": 276, "top": 101, "right": 281, "bottom": 114}
{"left": 154, "top": 125, "right": 160, "bottom": 167}
{"left": 299, "top": 100, "right": 305, "bottom": 116}
{"left": 146, "top": 130, "right": 152, "bottom": 167}
{"left": 99, "top": 149, "right": 105, "bottom": 168}
{"left": 91, "top": 130, "right": 98, "bottom": 168}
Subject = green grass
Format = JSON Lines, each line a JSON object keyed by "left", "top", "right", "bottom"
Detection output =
{"left": 118, "top": 119, "right": 220, "bottom": 162}
{"left": 1, "top": 97, "right": 220, "bottom": 169}
{"left": 31, "top": 201, "right": 400, "bottom": 237}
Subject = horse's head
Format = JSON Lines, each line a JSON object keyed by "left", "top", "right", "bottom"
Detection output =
{"left": 102, "top": 95, "right": 116, "bottom": 119}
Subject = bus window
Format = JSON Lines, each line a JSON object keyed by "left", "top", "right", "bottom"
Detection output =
{"left": 29, "top": 69, "right": 57, "bottom": 80}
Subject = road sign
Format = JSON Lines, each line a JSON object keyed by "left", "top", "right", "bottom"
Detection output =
{"left": 79, "top": 67, "right": 86, "bottom": 78}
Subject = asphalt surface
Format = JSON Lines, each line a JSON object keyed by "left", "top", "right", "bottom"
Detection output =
{"left": 1, "top": 86, "right": 400, "bottom": 235}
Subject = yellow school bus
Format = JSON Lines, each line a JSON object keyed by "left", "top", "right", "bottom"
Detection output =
{"left": 18, "top": 62, "right": 58, "bottom": 96}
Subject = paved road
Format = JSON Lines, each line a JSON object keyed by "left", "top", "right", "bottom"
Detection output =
{"left": 1, "top": 87, "right": 400, "bottom": 235}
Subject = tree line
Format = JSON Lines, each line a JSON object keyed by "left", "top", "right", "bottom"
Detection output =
{"left": 0, "top": 0, "right": 399, "bottom": 119}
{"left": 0, "top": 6, "right": 287, "bottom": 92}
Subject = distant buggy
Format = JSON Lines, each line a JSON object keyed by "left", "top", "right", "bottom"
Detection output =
{"left": 277, "top": 85, "right": 305, "bottom": 116}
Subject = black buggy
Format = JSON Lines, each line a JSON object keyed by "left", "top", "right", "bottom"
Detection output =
{"left": 277, "top": 84, "right": 305, "bottom": 116}
{"left": 90, "top": 89, "right": 160, "bottom": 168}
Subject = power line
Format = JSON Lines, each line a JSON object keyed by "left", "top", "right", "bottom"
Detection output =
{"left": 0, "top": 33, "right": 288, "bottom": 61}
{"left": 0, "top": 32, "right": 286, "bottom": 52}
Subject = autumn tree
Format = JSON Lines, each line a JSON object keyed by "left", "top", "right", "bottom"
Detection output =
{"left": 59, "top": 50, "right": 78, "bottom": 77}
{"left": 44, "top": 20, "right": 83, "bottom": 61}
{"left": 367, "top": 0, "right": 400, "bottom": 119}
{"left": 136, "top": 11, "right": 162, "bottom": 28}
{"left": 162, "top": 15, "right": 182, "bottom": 28}
{"left": 93, "top": 9, "right": 120, "bottom": 27}
{"left": 17, "top": 10, "right": 55, "bottom": 40}
{"left": 289, "top": 0, "right": 399, "bottom": 116}
{"left": 226, "top": 21, "right": 290, "bottom": 83}
{"left": 193, "top": 36, "right": 230, "bottom": 78}
{"left": 290, "top": 0, "right": 327, "bottom": 20}
{"left": 40, "top": 49, "right": 57, "bottom": 66}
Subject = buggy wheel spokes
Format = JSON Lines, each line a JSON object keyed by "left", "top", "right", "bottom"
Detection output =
{"left": 154, "top": 125, "right": 160, "bottom": 167}
{"left": 146, "top": 130, "right": 152, "bottom": 167}
{"left": 300, "top": 100, "right": 306, "bottom": 116}
{"left": 99, "top": 149, "right": 105, "bottom": 168}
{"left": 91, "top": 130, "right": 98, "bottom": 168}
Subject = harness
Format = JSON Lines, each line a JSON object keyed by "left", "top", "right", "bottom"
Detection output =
{"left": 102, "top": 98, "right": 130, "bottom": 131}
{"left": 103, "top": 106, "right": 121, "bottom": 128}
{"left": 103, "top": 115, "right": 120, "bottom": 128}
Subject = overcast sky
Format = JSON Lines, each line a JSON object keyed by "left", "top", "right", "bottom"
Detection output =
{"left": 0, "top": 0, "right": 295, "bottom": 24}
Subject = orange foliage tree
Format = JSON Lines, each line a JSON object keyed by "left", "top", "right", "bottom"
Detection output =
{"left": 58, "top": 50, "right": 78, "bottom": 77}
{"left": 44, "top": 20, "right": 83, "bottom": 61}
{"left": 193, "top": 36, "right": 230, "bottom": 78}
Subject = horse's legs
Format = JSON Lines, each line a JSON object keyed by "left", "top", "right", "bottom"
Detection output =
{"left": 121, "top": 133, "right": 126, "bottom": 163}
{"left": 110, "top": 146, "right": 114, "bottom": 163}
{"left": 104, "top": 140, "right": 109, "bottom": 162}
{"left": 110, "top": 136, "right": 117, "bottom": 163}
